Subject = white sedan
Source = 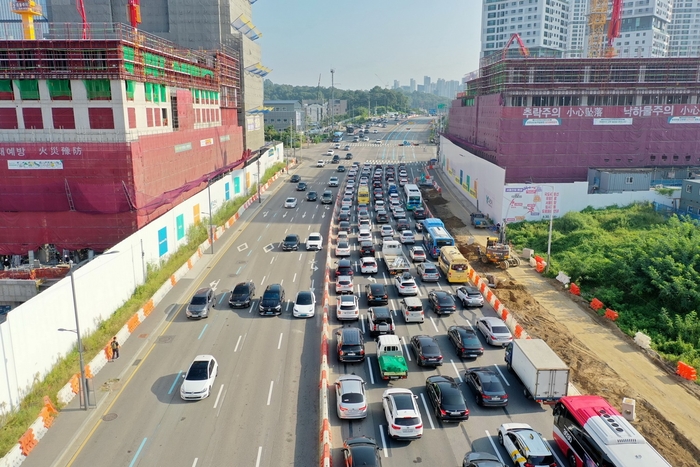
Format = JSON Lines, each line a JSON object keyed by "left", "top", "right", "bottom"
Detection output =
{"left": 335, "top": 241, "right": 351, "bottom": 257}
{"left": 360, "top": 257, "right": 378, "bottom": 274}
{"left": 284, "top": 197, "right": 297, "bottom": 208}
{"left": 357, "top": 231, "right": 372, "bottom": 243}
{"left": 380, "top": 225, "right": 394, "bottom": 237}
{"left": 293, "top": 290, "right": 316, "bottom": 318}
{"left": 180, "top": 355, "right": 218, "bottom": 400}
{"left": 395, "top": 272, "right": 419, "bottom": 296}
{"left": 399, "top": 230, "right": 415, "bottom": 244}
{"left": 409, "top": 246, "right": 427, "bottom": 262}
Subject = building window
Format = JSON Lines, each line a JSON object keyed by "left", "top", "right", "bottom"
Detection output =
{"left": 47, "top": 80, "right": 72, "bottom": 100}
{"left": 0, "top": 79, "right": 13, "bottom": 100}
{"left": 127, "top": 107, "right": 137, "bottom": 129}
{"left": 125, "top": 80, "right": 135, "bottom": 100}
{"left": 625, "top": 176, "right": 633, "bottom": 184}
{"left": 688, "top": 206, "right": 695, "bottom": 214}
{"left": 686, "top": 184, "right": 693, "bottom": 193}
{"left": 17, "top": 80, "right": 39, "bottom": 100}
{"left": 84, "top": 80, "right": 112, "bottom": 100}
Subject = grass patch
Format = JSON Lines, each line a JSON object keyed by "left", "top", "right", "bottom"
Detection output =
{"left": 0, "top": 164, "right": 285, "bottom": 456}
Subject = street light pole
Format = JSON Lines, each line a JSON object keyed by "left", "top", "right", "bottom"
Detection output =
{"left": 207, "top": 179, "right": 214, "bottom": 255}
{"left": 68, "top": 270, "right": 87, "bottom": 410}
{"left": 545, "top": 187, "right": 555, "bottom": 274}
{"left": 257, "top": 158, "right": 261, "bottom": 203}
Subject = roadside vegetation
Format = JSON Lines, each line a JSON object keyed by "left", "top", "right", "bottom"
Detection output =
{"left": 505, "top": 203, "right": 700, "bottom": 373}
{"left": 0, "top": 162, "right": 285, "bottom": 456}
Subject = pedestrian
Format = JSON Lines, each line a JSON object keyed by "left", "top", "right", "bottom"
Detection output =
{"left": 110, "top": 337, "right": 120, "bottom": 361}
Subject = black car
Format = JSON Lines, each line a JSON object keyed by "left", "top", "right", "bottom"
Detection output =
{"left": 375, "top": 211, "right": 389, "bottom": 223}
{"left": 360, "top": 241, "right": 375, "bottom": 257}
{"left": 259, "top": 284, "right": 285, "bottom": 315}
{"left": 296, "top": 182, "right": 307, "bottom": 191}
{"left": 365, "top": 283, "right": 388, "bottom": 306}
{"left": 332, "top": 155, "right": 340, "bottom": 164}
{"left": 336, "top": 259, "right": 354, "bottom": 276}
{"left": 342, "top": 436, "right": 382, "bottom": 467}
{"left": 426, "top": 375, "right": 469, "bottom": 422}
{"left": 306, "top": 191, "right": 318, "bottom": 201}
{"left": 415, "top": 220, "right": 424, "bottom": 232}
{"left": 465, "top": 367, "right": 509, "bottom": 407}
{"left": 367, "top": 306, "right": 395, "bottom": 336}
{"left": 410, "top": 335, "right": 443, "bottom": 366}
{"left": 447, "top": 326, "right": 484, "bottom": 358}
{"left": 337, "top": 165, "right": 346, "bottom": 172}
{"left": 338, "top": 212, "right": 351, "bottom": 222}
{"left": 413, "top": 207, "right": 427, "bottom": 220}
{"left": 345, "top": 153, "right": 353, "bottom": 160}
{"left": 282, "top": 234, "right": 300, "bottom": 251}
{"left": 396, "top": 219, "right": 410, "bottom": 232}
{"left": 336, "top": 327, "right": 365, "bottom": 363}
{"left": 428, "top": 290, "right": 457, "bottom": 315}
{"left": 462, "top": 452, "right": 506, "bottom": 467}
{"left": 290, "top": 174, "right": 300, "bottom": 183}
{"left": 228, "top": 281, "right": 255, "bottom": 308}
{"left": 338, "top": 220, "right": 351, "bottom": 233}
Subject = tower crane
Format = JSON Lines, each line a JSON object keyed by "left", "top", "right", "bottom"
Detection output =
{"left": 11, "top": 0, "right": 42, "bottom": 40}
{"left": 588, "top": 0, "right": 623, "bottom": 57}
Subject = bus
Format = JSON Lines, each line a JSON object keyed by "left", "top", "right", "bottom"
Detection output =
{"left": 553, "top": 395, "right": 672, "bottom": 467}
{"left": 437, "top": 246, "right": 469, "bottom": 283}
{"left": 423, "top": 225, "right": 454, "bottom": 258}
{"left": 403, "top": 184, "right": 422, "bottom": 211}
{"left": 421, "top": 218, "right": 444, "bottom": 230}
{"left": 357, "top": 186, "right": 370, "bottom": 205}
{"left": 332, "top": 131, "right": 344, "bottom": 142}
{"left": 346, "top": 125, "right": 355, "bottom": 135}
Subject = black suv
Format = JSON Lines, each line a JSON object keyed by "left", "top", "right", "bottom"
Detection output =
{"left": 336, "top": 327, "right": 365, "bottom": 363}
{"left": 306, "top": 191, "right": 318, "bottom": 201}
{"left": 368, "top": 307, "right": 395, "bottom": 336}
{"left": 259, "top": 284, "right": 285, "bottom": 315}
{"left": 228, "top": 281, "right": 255, "bottom": 308}
{"left": 365, "top": 283, "right": 388, "bottom": 306}
{"left": 332, "top": 155, "right": 340, "bottom": 164}
{"left": 413, "top": 207, "right": 427, "bottom": 219}
{"left": 282, "top": 234, "right": 300, "bottom": 251}
{"left": 336, "top": 259, "right": 354, "bottom": 276}
{"left": 297, "top": 182, "right": 307, "bottom": 191}
{"left": 360, "top": 241, "right": 375, "bottom": 257}
{"left": 396, "top": 219, "right": 410, "bottom": 232}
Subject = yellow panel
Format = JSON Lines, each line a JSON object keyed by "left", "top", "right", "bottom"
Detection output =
{"left": 193, "top": 205, "right": 201, "bottom": 224}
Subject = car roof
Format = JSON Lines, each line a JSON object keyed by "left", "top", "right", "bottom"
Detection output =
{"left": 192, "top": 354, "right": 215, "bottom": 363}
{"left": 369, "top": 283, "right": 385, "bottom": 292}
{"left": 361, "top": 256, "right": 376, "bottom": 263}
{"left": 414, "top": 334, "right": 437, "bottom": 344}
{"left": 233, "top": 282, "right": 252, "bottom": 291}
{"left": 370, "top": 306, "right": 391, "bottom": 317}
{"left": 337, "top": 375, "right": 364, "bottom": 392}
{"left": 505, "top": 426, "right": 551, "bottom": 454}
{"left": 265, "top": 284, "right": 283, "bottom": 292}
{"left": 464, "top": 285, "right": 480, "bottom": 293}
{"left": 338, "top": 259, "right": 352, "bottom": 267}
{"left": 296, "top": 290, "right": 313, "bottom": 299}
{"left": 339, "top": 327, "right": 362, "bottom": 342}
{"left": 193, "top": 287, "right": 212, "bottom": 297}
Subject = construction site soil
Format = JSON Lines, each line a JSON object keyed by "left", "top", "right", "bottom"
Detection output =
{"left": 423, "top": 189, "right": 700, "bottom": 467}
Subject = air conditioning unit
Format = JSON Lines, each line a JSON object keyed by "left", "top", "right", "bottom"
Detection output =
{"left": 655, "top": 184, "right": 663, "bottom": 189}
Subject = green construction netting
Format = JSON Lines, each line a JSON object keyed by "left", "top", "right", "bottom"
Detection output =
{"left": 18, "top": 80, "right": 39, "bottom": 100}
{"left": 153, "top": 83, "right": 160, "bottom": 103}
{"left": 0, "top": 80, "right": 12, "bottom": 93}
{"left": 84, "top": 79, "right": 111, "bottom": 100}
{"left": 122, "top": 46, "right": 135, "bottom": 61}
{"left": 173, "top": 61, "right": 214, "bottom": 78}
{"left": 125, "top": 80, "right": 135, "bottom": 100}
{"left": 145, "top": 82, "right": 153, "bottom": 101}
{"left": 124, "top": 63, "right": 135, "bottom": 74}
{"left": 47, "top": 80, "right": 71, "bottom": 99}
{"left": 160, "top": 85, "right": 167, "bottom": 102}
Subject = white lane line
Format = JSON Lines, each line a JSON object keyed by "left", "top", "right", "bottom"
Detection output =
{"left": 286, "top": 301, "right": 292, "bottom": 312}
{"left": 360, "top": 315, "right": 366, "bottom": 333}
{"left": 437, "top": 282, "right": 443, "bottom": 290}
{"left": 261, "top": 275, "right": 266, "bottom": 286}
{"left": 485, "top": 430, "right": 506, "bottom": 464}
{"left": 298, "top": 253, "right": 303, "bottom": 261}
{"left": 270, "top": 257, "right": 275, "bottom": 264}
{"left": 234, "top": 335, "right": 242, "bottom": 352}
{"left": 255, "top": 446, "right": 263, "bottom": 467}
{"left": 367, "top": 356, "right": 375, "bottom": 384}
{"left": 192, "top": 459, "right": 198, "bottom": 467}
{"left": 277, "top": 332, "right": 283, "bottom": 350}
{"left": 293, "top": 273, "right": 297, "bottom": 283}
{"left": 267, "top": 381, "right": 274, "bottom": 405}
{"left": 429, "top": 316, "right": 439, "bottom": 332}
{"left": 419, "top": 393, "right": 435, "bottom": 430}
{"left": 450, "top": 360, "right": 463, "bottom": 382}
{"left": 213, "top": 384, "right": 225, "bottom": 409}
{"left": 493, "top": 364, "right": 510, "bottom": 386}
{"left": 417, "top": 288, "right": 422, "bottom": 296}
{"left": 378, "top": 426, "right": 389, "bottom": 458}
{"left": 400, "top": 336, "right": 411, "bottom": 362}
{"left": 215, "top": 388, "right": 228, "bottom": 417}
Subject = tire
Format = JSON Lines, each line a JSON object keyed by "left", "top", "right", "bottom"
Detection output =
{"left": 567, "top": 452, "right": 577, "bottom": 467}
{"left": 498, "top": 432, "right": 504, "bottom": 445}
{"left": 523, "top": 388, "right": 531, "bottom": 399}
{"left": 506, "top": 361, "right": 513, "bottom": 372}
{"left": 476, "top": 395, "right": 482, "bottom": 406}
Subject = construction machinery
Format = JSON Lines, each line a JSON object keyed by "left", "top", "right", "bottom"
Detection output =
{"left": 11, "top": 0, "right": 42, "bottom": 40}
{"left": 588, "top": 0, "right": 623, "bottom": 57}
{"left": 502, "top": 33, "right": 530, "bottom": 60}
{"left": 480, "top": 237, "right": 521, "bottom": 269}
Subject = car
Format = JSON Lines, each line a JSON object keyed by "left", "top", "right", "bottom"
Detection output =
{"left": 259, "top": 284, "right": 285, "bottom": 315}
{"left": 426, "top": 375, "right": 469, "bottom": 422}
{"left": 306, "top": 232, "right": 323, "bottom": 250}
{"left": 284, "top": 197, "right": 297, "bottom": 208}
{"left": 317, "top": 160, "right": 326, "bottom": 167}
{"left": 338, "top": 221, "right": 351, "bottom": 236}
{"left": 462, "top": 452, "right": 506, "bottom": 467}
{"left": 456, "top": 286, "right": 485, "bottom": 307}
{"left": 345, "top": 153, "right": 353, "bottom": 160}
{"left": 336, "top": 275, "right": 354, "bottom": 294}
{"left": 306, "top": 190, "right": 318, "bottom": 202}
{"left": 395, "top": 272, "right": 418, "bottom": 296}
{"left": 448, "top": 326, "right": 484, "bottom": 359}
{"left": 335, "top": 259, "right": 353, "bottom": 276}
{"left": 341, "top": 196, "right": 352, "bottom": 207}
{"left": 296, "top": 182, "right": 307, "bottom": 191}
{"left": 363, "top": 136, "right": 370, "bottom": 141}
{"left": 337, "top": 165, "right": 346, "bottom": 172}
{"left": 336, "top": 327, "right": 365, "bottom": 363}
{"left": 428, "top": 290, "right": 457, "bottom": 315}
{"left": 335, "top": 241, "right": 351, "bottom": 257}
{"left": 399, "top": 230, "right": 415, "bottom": 244}
{"left": 380, "top": 225, "right": 394, "bottom": 237}
{"left": 342, "top": 437, "right": 382, "bottom": 467}
{"left": 186, "top": 287, "right": 214, "bottom": 319}
{"left": 335, "top": 375, "right": 368, "bottom": 419}
{"left": 360, "top": 257, "right": 378, "bottom": 274}
{"left": 358, "top": 211, "right": 370, "bottom": 224}
{"left": 327, "top": 149, "right": 335, "bottom": 155}
{"left": 392, "top": 207, "right": 406, "bottom": 219}
{"left": 382, "top": 388, "right": 423, "bottom": 440}
{"left": 367, "top": 306, "right": 395, "bottom": 336}
{"left": 396, "top": 219, "right": 411, "bottom": 231}
{"left": 374, "top": 199, "right": 386, "bottom": 209}
{"left": 497, "top": 423, "right": 556, "bottom": 467}
{"left": 410, "top": 335, "right": 443, "bottom": 366}
{"left": 413, "top": 207, "right": 427, "bottom": 220}
{"left": 290, "top": 174, "right": 301, "bottom": 182}
{"left": 416, "top": 261, "right": 440, "bottom": 281}
{"left": 415, "top": 220, "right": 424, "bottom": 232}
{"left": 336, "top": 294, "right": 360, "bottom": 320}
{"left": 365, "top": 283, "right": 388, "bottom": 306}
{"left": 359, "top": 241, "right": 375, "bottom": 257}
{"left": 282, "top": 234, "right": 300, "bottom": 251}
{"left": 357, "top": 230, "right": 372, "bottom": 243}
{"left": 374, "top": 139, "right": 382, "bottom": 144}
{"left": 476, "top": 316, "right": 513, "bottom": 346}
{"left": 343, "top": 144, "right": 351, "bottom": 151}
{"left": 398, "top": 178, "right": 407, "bottom": 187}
{"left": 375, "top": 211, "right": 388, "bottom": 223}
{"left": 180, "top": 355, "right": 218, "bottom": 400}
{"left": 334, "top": 143, "right": 341, "bottom": 149}
{"left": 465, "top": 367, "right": 508, "bottom": 407}
{"left": 409, "top": 246, "right": 427, "bottom": 262}
{"left": 337, "top": 212, "right": 350, "bottom": 223}
{"left": 293, "top": 290, "right": 316, "bottom": 318}
{"left": 329, "top": 176, "right": 339, "bottom": 186}
{"left": 332, "top": 155, "right": 340, "bottom": 164}
{"left": 322, "top": 190, "right": 334, "bottom": 204}
{"left": 228, "top": 281, "right": 255, "bottom": 308}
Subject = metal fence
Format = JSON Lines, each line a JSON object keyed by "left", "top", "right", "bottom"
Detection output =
{"left": 652, "top": 201, "right": 700, "bottom": 221}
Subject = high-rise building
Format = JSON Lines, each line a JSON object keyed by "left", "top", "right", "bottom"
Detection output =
{"left": 423, "top": 76, "right": 431, "bottom": 94}
{"left": 567, "top": 0, "right": 588, "bottom": 58}
{"left": 609, "top": 0, "right": 672, "bottom": 58}
{"left": 393, "top": 80, "right": 400, "bottom": 89}
{"left": 668, "top": 0, "right": 700, "bottom": 57}
{"left": 410, "top": 78, "right": 416, "bottom": 92}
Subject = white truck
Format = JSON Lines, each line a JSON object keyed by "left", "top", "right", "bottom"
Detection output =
{"left": 504, "top": 339, "right": 569, "bottom": 404}
{"left": 381, "top": 240, "right": 411, "bottom": 275}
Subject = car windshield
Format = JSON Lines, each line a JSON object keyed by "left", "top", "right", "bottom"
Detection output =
{"left": 491, "top": 325, "right": 510, "bottom": 334}
{"left": 441, "top": 387, "right": 466, "bottom": 407}
{"left": 296, "top": 293, "right": 313, "bottom": 305}
{"left": 263, "top": 293, "right": 279, "bottom": 301}
{"left": 185, "top": 361, "right": 209, "bottom": 381}
{"left": 190, "top": 296, "right": 207, "bottom": 305}
{"left": 284, "top": 236, "right": 297, "bottom": 242}
{"left": 463, "top": 333, "right": 481, "bottom": 345}
{"left": 309, "top": 235, "right": 321, "bottom": 241}
{"left": 530, "top": 455, "right": 555, "bottom": 464}
{"left": 341, "top": 392, "right": 364, "bottom": 403}
{"left": 233, "top": 285, "right": 249, "bottom": 295}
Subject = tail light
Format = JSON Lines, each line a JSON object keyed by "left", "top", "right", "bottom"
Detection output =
{"left": 415, "top": 424, "right": 423, "bottom": 430}
{"left": 360, "top": 349, "right": 365, "bottom": 355}
{"left": 482, "top": 394, "right": 491, "bottom": 399}
{"left": 439, "top": 408, "right": 447, "bottom": 415}
{"left": 339, "top": 406, "right": 349, "bottom": 411}
{"left": 391, "top": 424, "right": 401, "bottom": 430}
{"left": 359, "top": 405, "right": 367, "bottom": 411}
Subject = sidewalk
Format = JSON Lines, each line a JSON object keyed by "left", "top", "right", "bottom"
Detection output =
{"left": 429, "top": 166, "right": 700, "bottom": 464}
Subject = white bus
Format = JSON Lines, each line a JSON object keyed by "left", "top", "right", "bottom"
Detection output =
{"left": 403, "top": 184, "right": 422, "bottom": 211}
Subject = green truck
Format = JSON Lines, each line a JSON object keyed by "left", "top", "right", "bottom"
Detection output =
{"left": 376, "top": 335, "right": 408, "bottom": 380}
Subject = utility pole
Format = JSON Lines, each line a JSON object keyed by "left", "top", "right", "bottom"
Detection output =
{"left": 257, "top": 158, "right": 261, "bottom": 203}
{"left": 330, "top": 68, "right": 335, "bottom": 131}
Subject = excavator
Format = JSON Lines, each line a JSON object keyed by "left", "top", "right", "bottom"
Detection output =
{"left": 479, "top": 237, "right": 521, "bottom": 270}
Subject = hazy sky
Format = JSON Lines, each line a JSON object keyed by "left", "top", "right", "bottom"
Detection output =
{"left": 254, "top": 0, "right": 483, "bottom": 91}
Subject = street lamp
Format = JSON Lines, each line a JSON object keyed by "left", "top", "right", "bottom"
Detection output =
{"left": 256, "top": 158, "right": 261, "bottom": 203}
{"left": 206, "top": 179, "right": 214, "bottom": 255}
{"left": 62, "top": 269, "right": 88, "bottom": 410}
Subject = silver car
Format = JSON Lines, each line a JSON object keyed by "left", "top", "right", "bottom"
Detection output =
{"left": 476, "top": 316, "right": 513, "bottom": 346}
{"left": 456, "top": 286, "right": 484, "bottom": 307}
{"left": 186, "top": 288, "right": 214, "bottom": 319}
{"left": 336, "top": 275, "right": 354, "bottom": 294}
{"left": 335, "top": 375, "right": 368, "bottom": 419}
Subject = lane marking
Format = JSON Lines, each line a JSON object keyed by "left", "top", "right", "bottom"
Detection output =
{"left": 419, "top": 393, "right": 435, "bottom": 429}
{"left": 197, "top": 324, "right": 208, "bottom": 340}
{"left": 128, "top": 438, "right": 148, "bottom": 467}
{"left": 493, "top": 364, "right": 510, "bottom": 386}
{"left": 293, "top": 273, "right": 297, "bottom": 283}
{"left": 167, "top": 371, "right": 182, "bottom": 395}
{"left": 215, "top": 388, "right": 228, "bottom": 417}
{"left": 192, "top": 459, "right": 198, "bottom": 467}
{"left": 277, "top": 332, "right": 283, "bottom": 350}
{"left": 255, "top": 446, "right": 263, "bottom": 467}
{"left": 267, "top": 381, "right": 274, "bottom": 405}
{"left": 248, "top": 249, "right": 253, "bottom": 257}
{"left": 450, "top": 360, "right": 463, "bottom": 382}
{"left": 378, "top": 425, "right": 389, "bottom": 458}
{"left": 485, "top": 430, "right": 506, "bottom": 464}
{"left": 429, "top": 316, "right": 439, "bottom": 333}
{"left": 298, "top": 253, "right": 303, "bottom": 261}
{"left": 213, "top": 384, "right": 225, "bottom": 409}
{"left": 360, "top": 315, "right": 366, "bottom": 333}
{"left": 261, "top": 275, "right": 267, "bottom": 285}
{"left": 367, "top": 356, "right": 375, "bottom": 384}
{"left": 400, "top": 336, "right": 411, "bottom": 362}
{"left": 270, "top": 257, "right": 275, "bottom": 265}
{"left": 234, "top": 335, "right": 242, "bottom": 352}
{"left": 217, "top": 293, "right": 227, "bottom": 307}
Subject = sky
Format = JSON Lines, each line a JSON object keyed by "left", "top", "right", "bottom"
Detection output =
{"left": 254, "top": 0, "right": 483, "bottom": 91}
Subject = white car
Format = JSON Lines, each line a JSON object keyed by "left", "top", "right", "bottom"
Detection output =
{"left": 284, "top": 197, "right": 297, "bottom": 208}
{"left": 399, "top": 230, "right": 415, "bottom": 244}
{"left": 335, "top": 241, "right": 351, "bottom": 257}
{"left": 336, "top": 275, "right": 354, "bottom": 294}
{"left": 382, "top": 388, "right": 423, "bottom": 440}
{"left": 395, "top": 272, "right": 418, "bottom": 296}
{"left": 456, "top": 286, "right": 484, "bottom": 307}
{"left": 360, "top": 257, "right": 378, "bottom": 274}
{"left": 333, "top": 143, "right": 341, "bottom": 149}
{"left": 375, "top": 200, "right": 386, "bottom": 209}
{"left": 337, "top": 294, "right": 360, "bottom": 320}
{"left": 409, "top": 246, "right": 426, "bottom": 262}
{"left": 363, "top": 136, "right": 370, "bottom": 141}
{"left": 346, "top": 179, "right": 355, "bottom": 188}
{"left": 293, "top": 290, "right": 316, "bottom": 318}
{"left": 357, "top": 231, "right": 372, "bottom": 243}
{"left": 374, "top": 139, "right": 382, "bottom": 144}
{"left": 477, "top": 316, "right": 513, "bottom": 346}
{"left": 329, "top": 176, "right": 339, "bottom": 186}
{"left": 180, "top": 355, "right": 218, "bottom": 400}
{"left": 317, "top": 160, "right": 326, "bottom": 167}
{"left": 358, "top": 219, "right": 371, "bottom": 230}
{"left": 416, "top": 262, "right": 440, "bottom": 281}
{"left": 336, "top": 375, "right": 368, "bottom": 419}
{"left": 380, "top": 225, "right": 394, "bottom": 237}
{"left": 373, "top": 129, "right": 378, "bottom": 133}
{"left": 498, "top": 423, "right": 556, "bottom": 467}
{"left": 306, "top": 232, "right": 323, "bottom": 251}
{"left": 337, "top": 231, "right": 349, "bottom": 243}
{"left": 341, "top": 196, "right": 353, "bottom": 207}
{"left": 327, "top": 149, "right": 335, "bottom": 155}
{"left": 392, "top": 207, "right": 407, "bottom": 219}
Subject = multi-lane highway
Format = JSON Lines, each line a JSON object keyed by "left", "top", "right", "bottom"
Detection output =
{"left": 56, "top": 118, "right": 566, "bottom": 467}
